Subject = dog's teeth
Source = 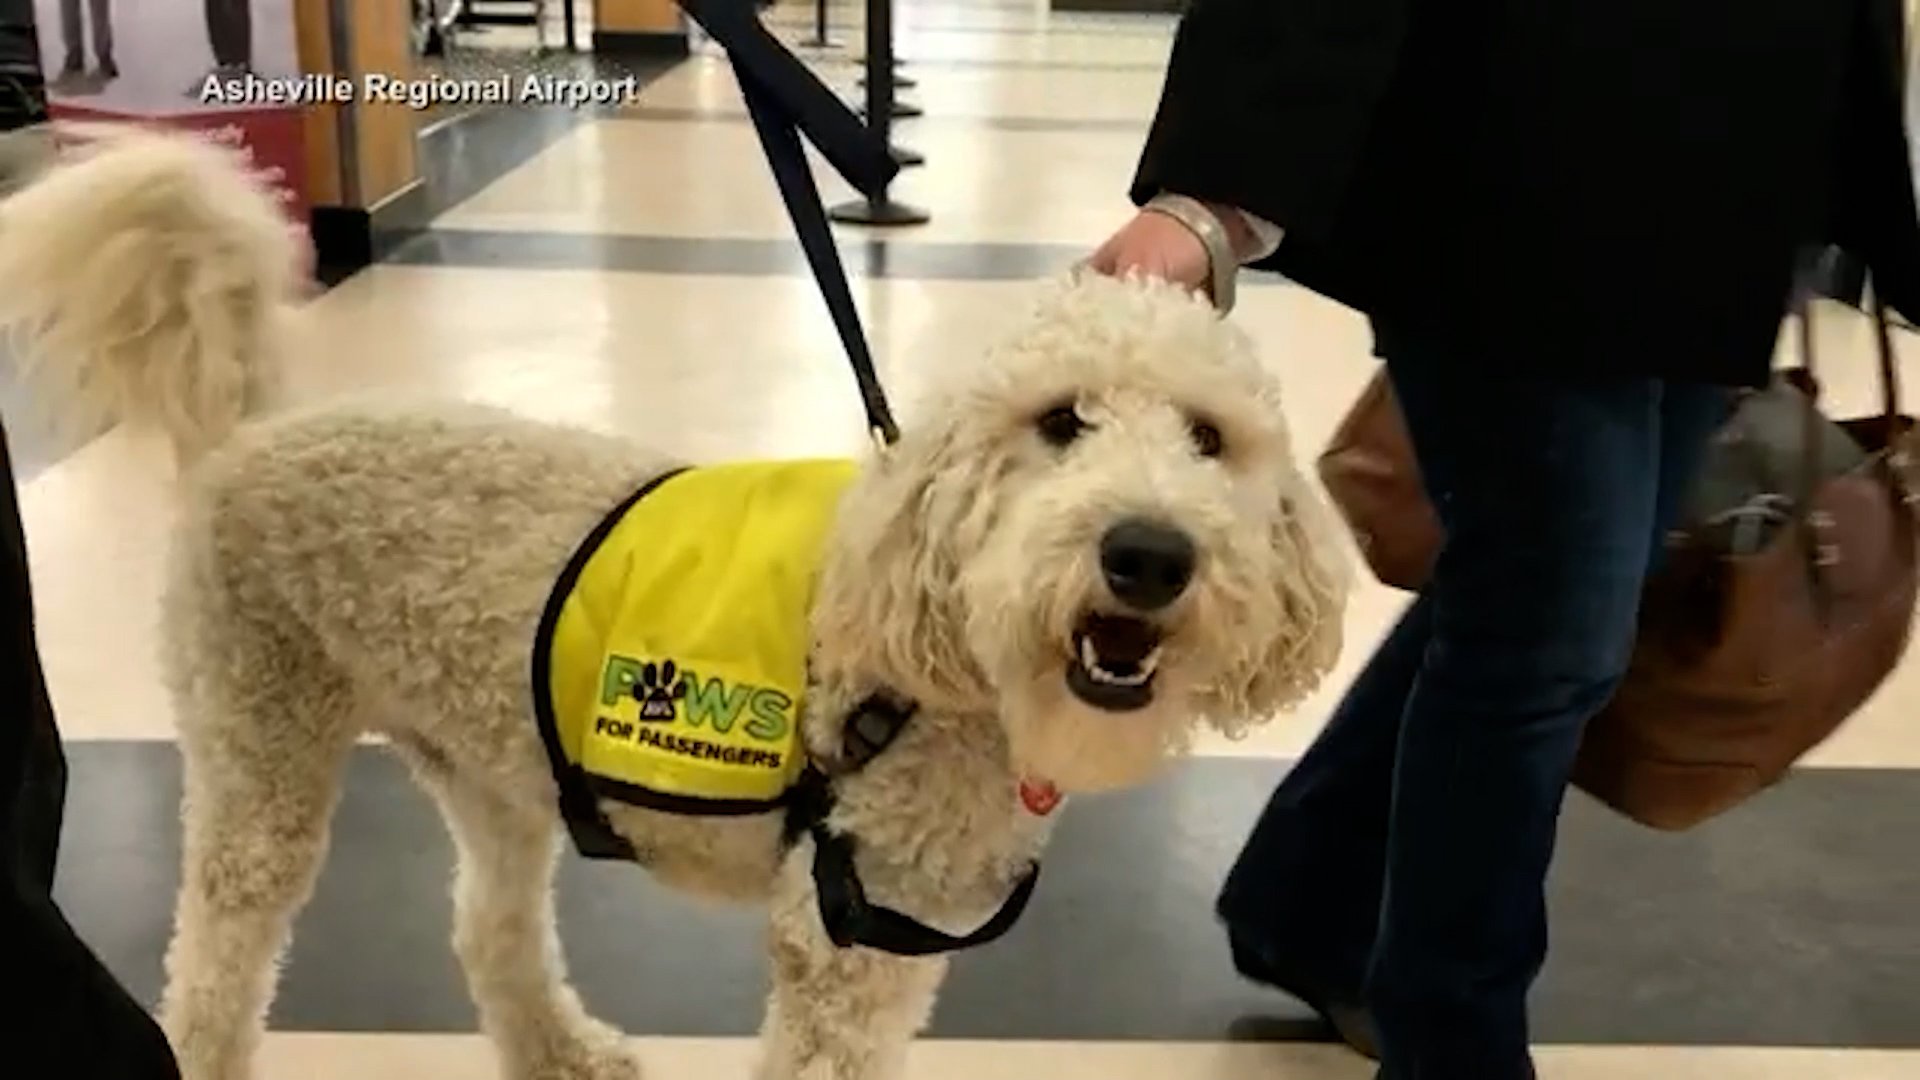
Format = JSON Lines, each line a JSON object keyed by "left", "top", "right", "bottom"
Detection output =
{"left": 1078, "top": 634, "right": 1159, "bottom": 689}
{"left": 1086, "top": 657, "right": 1154, "bottom": 687}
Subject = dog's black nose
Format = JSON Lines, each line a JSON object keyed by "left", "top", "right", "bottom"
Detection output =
{"left": 1100, "top": 518, "right": 1197, "bottom": 611}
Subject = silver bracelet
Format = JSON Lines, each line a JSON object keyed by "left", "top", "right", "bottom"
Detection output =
{"left": 1143, "top": 192, "right": 1237, "bottom": 314}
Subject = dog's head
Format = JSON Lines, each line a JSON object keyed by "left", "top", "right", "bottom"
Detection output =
{"left": 812, "top": 272, "right": 1348, "bottom": 793}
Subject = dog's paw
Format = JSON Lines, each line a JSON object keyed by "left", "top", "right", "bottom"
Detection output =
{"left": 517, "top": 1022, "right": 644, "bottom": 1080}
{"left": 576, "top": 1049, "right": 646, "bottom": 1080}
{"left": 525, "top": 1047, "right": 644, "bottom": 1080}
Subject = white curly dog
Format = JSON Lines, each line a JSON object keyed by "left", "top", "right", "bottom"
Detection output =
{"left": 0, "top": 127, "right": 1347, "bottom": 1080}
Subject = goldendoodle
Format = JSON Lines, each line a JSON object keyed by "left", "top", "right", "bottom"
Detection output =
{"left": 0, "top": 126, "right": 1348, "bottom": 1080}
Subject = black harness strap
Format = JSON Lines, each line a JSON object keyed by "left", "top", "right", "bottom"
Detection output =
{"left": 810, "top": 828, "right": 1040, "bottom": 955}
{"left": 784, "top": 694, "right": 1042, "bottom": 956}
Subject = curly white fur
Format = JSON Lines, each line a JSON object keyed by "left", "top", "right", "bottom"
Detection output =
{"left": 0, "top": 126, "right": 1348, "bottom": 1080}
{"left": 814, "top": 271, "right": 1349, "bottom": 789}
{"left": 0, "top": 123, "right": 299, "bottom": 464}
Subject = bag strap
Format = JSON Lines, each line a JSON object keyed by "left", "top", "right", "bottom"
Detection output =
{"left": 677, "top": 0, "right": 903, "bottom": 448}
{"left": 1792, "top": 278, "right": 1825, "bottom": 545}
{"left": 1789, "top": 266, "right": 1908, "bottom": 578}
{"left": 1870, "top": 293, "right": 1903, "bottom": 443}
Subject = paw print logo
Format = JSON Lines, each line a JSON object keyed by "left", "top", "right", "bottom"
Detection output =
{"left": 633, "top": 660, "right": 686, "bottom": 722}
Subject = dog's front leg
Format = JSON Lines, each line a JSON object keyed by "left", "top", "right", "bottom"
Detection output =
{"left": 754, "top": 844, "right": 948, "bottom": 1080}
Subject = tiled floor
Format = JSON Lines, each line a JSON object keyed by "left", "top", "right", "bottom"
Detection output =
{"left": 12, "top": 0, "right": 1920, "bottom": 1075}
{"left": 245, "top": 1034, "right": 1920, "bottom": 1080}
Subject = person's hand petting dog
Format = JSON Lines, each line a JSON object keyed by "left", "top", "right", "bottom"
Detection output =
{"left": 1087, "top": 207, "right": 1213, "bottom": 292}
{"left": 1087, "top": 197, "right": 1270, "bottom": 313}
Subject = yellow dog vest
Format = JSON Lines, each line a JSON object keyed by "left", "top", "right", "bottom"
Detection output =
{"left": 533, "top": 460, "right": 857, "bottom": 823}
{"left": 529, "top": 460, "right": 1043, "bottom": 956}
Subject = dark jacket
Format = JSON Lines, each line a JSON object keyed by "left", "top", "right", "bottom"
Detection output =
{"left": 1133, "top": 0, "right": 1920, "bottom": 387}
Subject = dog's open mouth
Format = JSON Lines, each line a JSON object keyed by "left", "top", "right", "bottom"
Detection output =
{"left": 1066, "top": 613, "right": 1163, "bottom": 712}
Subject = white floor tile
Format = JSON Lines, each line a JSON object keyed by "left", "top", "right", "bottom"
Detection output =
{"left": 251, "top": 1033, "right": 1920, "bottom": 1080}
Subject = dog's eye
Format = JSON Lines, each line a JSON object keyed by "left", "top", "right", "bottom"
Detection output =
{"left": 1190, "top": 418, "right": 1225, "bottom": 458}
{"left": 1036, "top": 405, "right": 1087, "bottom": 447}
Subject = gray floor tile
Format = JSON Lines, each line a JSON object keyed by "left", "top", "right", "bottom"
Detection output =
{"left": 49, "top": 744, "right": 1920, "bottom": 1046}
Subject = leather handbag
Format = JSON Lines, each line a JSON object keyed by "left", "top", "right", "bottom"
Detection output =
{"left": 1316, "top": 295, "right": 1920, "bottom": 830}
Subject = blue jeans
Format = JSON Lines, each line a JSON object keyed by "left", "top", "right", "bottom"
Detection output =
{"left": 1219, "top": 332, "right": 1731, "bottom": 1078}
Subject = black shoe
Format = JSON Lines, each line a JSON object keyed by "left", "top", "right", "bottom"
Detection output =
{"left": 1228, "top": 928, "right": 1381, "bottom": 1061}
{"left": 98, "top": 55, "right": 118, "bottom": 79}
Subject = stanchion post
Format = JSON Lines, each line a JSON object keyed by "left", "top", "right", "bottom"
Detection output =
{"left": 869, "top": 0, "right": 894, "bottom": 135}
{"left": 829, "top": 0, "right": 928, "bottom": 224}
{"left": 803, "top": 0, "right": 837, "bottom": 49}
{"left": 853, "top": 7, "right": 922, "bottom": 120}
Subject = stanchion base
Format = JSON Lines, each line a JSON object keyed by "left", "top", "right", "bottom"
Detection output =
{"left": 858, "top": 101, "right": 924, "bottom": 120}
{"left": 891, "top": 146, "right": 925, "bottom": 167}
{"left": 802, "top": 36, "right": 841, "bottom": 48}
{"left": 830, "top": 197, "right": 931, "bottom": 226}
{"left": 857, "top": 75, "right": 917, "bottom": 89}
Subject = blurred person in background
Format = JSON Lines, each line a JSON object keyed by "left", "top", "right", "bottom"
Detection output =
{"left": 54, "top": 0, "right": 113, "bottom": 82}
{"left": 205, "top": 0, "right": 252, "bottom": 76}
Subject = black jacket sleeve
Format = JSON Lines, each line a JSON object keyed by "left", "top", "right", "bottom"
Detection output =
{"left": 1831, "top": 0, "right": 1920, "bottom": 323}
{"left": 1129, "top": 0, "right": 1410, "bottom": 243}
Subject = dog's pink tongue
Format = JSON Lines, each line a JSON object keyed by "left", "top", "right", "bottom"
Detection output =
{"left": 1019, "top": 779, "right": 1062, "bottom": 816}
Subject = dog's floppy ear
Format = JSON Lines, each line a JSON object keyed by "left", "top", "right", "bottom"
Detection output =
{"left": 1203, "top": 478, "right": 1350, "bottom": 734}
{"left": 810, "top": 415, "right": 992, "bottom": 710}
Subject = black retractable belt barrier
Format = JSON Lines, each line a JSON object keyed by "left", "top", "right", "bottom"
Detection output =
{"left": 679, "top": 0, "right": 896, "bottom": 190}
{"left": 675, "top": 0, "right": 903, "bottom": 442}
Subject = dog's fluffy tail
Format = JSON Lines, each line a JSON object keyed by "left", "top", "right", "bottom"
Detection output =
{"left": 0, "top": 123, "right": 300, "bottom": 463}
